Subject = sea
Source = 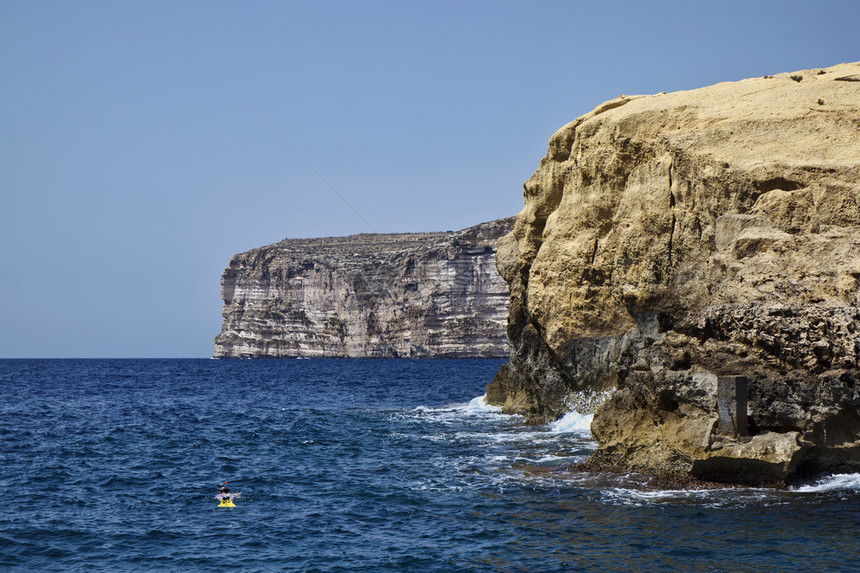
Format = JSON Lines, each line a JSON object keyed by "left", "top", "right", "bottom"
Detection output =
{"left": 1, "top": 359, "right": 858, "bottom": 572}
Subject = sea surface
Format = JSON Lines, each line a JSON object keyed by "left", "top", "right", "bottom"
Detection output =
{"left": 1, "top": 359, "right": 858, "bottom": 572}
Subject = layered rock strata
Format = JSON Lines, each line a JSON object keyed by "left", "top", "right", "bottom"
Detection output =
{"left": 486, "top": 62, "right": 860, "bottom": 484}
{"left": 214, "top": 219, "right": 513, "bottom": 358}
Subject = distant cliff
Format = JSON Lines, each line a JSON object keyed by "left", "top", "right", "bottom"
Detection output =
{"left": 214, "top": 219, "right": 513, "bottom": 358}
{"left": 487, "top": 62, "right": 860, "bottom": 484}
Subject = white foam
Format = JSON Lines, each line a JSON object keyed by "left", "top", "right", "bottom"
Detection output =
{"left": 412, "top": 404, "right": 461, "bottom": 414}
{"left": 465, "top": 394, "right": 502, "bottom": 414}
{"left": 595, "top": 485, "right": 776, "bottom": 509}
{"left": 549, "top": 411, "right": 593, "bottom": 435}
{"left": 521, "top": 454, "right": 581, "bottom": 463}
{"left": 793, "top": 473, "right": 860, "bottom": 493}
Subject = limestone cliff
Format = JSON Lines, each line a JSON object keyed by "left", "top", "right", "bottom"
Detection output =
{"left": 214, "top": 219, "right": 513, "bottom": 358}
{"left": 486, "top": 62, "right": 860, "bottom": 484}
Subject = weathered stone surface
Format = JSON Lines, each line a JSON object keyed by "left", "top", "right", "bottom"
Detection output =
{"left": 487, "top": 62, "right": 860, "bottom": 483}
{"left": 214, "top": 219, "right": 513, "bottom": 358}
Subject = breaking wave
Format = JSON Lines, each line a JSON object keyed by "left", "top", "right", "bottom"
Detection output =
{"left": 465, "top": 394, "right": 502, "bottom": 413}
{"left": 793, "top": 473, "right": 860, "bottom": 493}
{"left": 549, "top": 411, "right": 593, "bottom": 435}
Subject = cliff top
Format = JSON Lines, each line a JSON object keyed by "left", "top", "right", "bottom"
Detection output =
{"left": 238, "top": 217, "right": 515, "bottom": 259}
{"left": 548, "top": 61, "right": 860, "bottom": 170}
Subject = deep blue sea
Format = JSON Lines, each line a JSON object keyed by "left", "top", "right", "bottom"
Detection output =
{"left": 1, "top": 359, "right": 858, "bottom": 572}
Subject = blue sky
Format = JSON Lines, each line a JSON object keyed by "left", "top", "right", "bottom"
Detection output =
{"left": 1, "top": 0, "right": 858, "bottom": 357}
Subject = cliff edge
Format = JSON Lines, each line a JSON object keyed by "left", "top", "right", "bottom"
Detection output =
{"left": 486, "top": 62, "right": 860, "bottom": 484}
{"left": 215, "top": 219, "right": 513, "bottom": 358}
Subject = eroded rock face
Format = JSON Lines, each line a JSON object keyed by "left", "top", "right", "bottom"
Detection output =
{"left": 214, "top": 219, "right": 513, "bottom": 358}
{"left": 487, "top": 63, "right": 860, "bottom": 483}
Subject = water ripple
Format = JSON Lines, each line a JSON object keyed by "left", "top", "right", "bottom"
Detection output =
{"left": 0, "top": 359, "right": 857, "bottom": 572}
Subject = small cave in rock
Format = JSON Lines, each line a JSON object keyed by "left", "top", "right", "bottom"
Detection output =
{"left": 753, "top": 177, "right": 803, "bottom": 192}
{"left": 657, "top": 392, "right": 679, "bottom": 412}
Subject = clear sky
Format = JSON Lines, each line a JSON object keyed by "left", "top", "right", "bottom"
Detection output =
{"left": 1, "top": 0, "right": 858, "bottom": 358}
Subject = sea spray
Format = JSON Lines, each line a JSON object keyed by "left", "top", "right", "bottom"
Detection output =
{"left": 549, "top": 411, "right": 594, "bottom": 435}
{"left": 466, "top": 394, "right": 502, "bottom": 414}
{"left": 562, "top": 389, "right": 614, "bottom": 415}
{"left": 793, "top": 473, "right": 860, "bottom": 493}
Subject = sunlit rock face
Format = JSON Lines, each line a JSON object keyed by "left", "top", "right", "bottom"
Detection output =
{"left": 214, "top": 219, "right": 513, "bottom": 358}
{"left": 487, "top": 62, "right": 860, "bottom": 484}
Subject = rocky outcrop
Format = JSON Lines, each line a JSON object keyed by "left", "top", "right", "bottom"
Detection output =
{"left": 214, "top": 219, "right": 513, "bottom": 358}
{"left": 486, "top": 62, "right": 860, "bottom": 484}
